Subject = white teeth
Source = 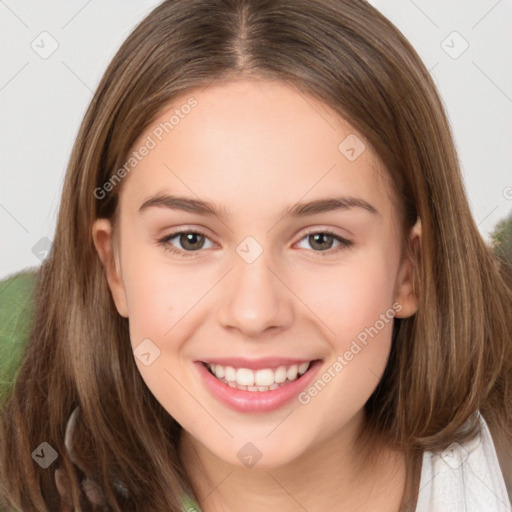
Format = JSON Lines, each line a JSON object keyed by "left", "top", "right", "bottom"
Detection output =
{"left": 254, "top": 369, "right": 275, "bottom": 387}
{"left": 224, "top": 366, "right": 236, "bottom": 382}
{"left": 236, "top": 368, "right": 254, "bottom": 386}
{"left": 286, "top": 364, "right": 298, "bottom": 381}
{"left": 247, "top": 383, "right": 280, "bottom": 392}
{"left": 298, "top": 362, "right": 309, "bottom": 375}
{"left": 274, "top": 366, "right": 287, "bottom": 383}
{"left": 212, "top": 364, "right": 225, "bottom": 379}
{"left": 206, "top": 361, "right": 312, "bottom": 390}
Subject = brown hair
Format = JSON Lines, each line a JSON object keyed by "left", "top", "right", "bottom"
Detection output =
{"left": 2, "top": 0, "right": 512, "bottom": 510}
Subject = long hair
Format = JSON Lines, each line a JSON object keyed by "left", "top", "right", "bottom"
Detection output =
{"left": 2, "top": 0, "right": 512, "bottom": 510}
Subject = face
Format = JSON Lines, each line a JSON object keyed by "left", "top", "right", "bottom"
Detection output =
{"left": 92, "top": 78, "right": 420, "bottom": 470}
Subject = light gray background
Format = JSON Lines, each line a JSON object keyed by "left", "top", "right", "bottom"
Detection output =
{"left": 1, "top": 0, "right": 511, "bottom": 279}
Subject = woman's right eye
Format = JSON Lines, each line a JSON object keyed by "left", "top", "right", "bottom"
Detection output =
{"left": 157, "top": 229, "right": 214, "bottom": 258}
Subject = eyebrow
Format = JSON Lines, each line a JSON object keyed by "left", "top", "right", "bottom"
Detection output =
{"left": 138, "top": 194, "right": 379, "bottom": 219}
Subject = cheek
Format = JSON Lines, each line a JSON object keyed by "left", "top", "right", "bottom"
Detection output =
{"left": 296, "top": 260, "right": 397, "bottom": 418}
{"left": 303, "top": 252, "right": 397, "bottom": 342}
{"left": 120, "top": 248, "right": 202, "bottom": 416}
{"left": 123, "top": 275, "right": 169, "bottom": 344}
{"left": 297, "top": 252, "right": 398, "bottom": 405}
{"left": 117, "top": 241, "right": 175, "bottom": 358}
{"left": 120, "top": 244, "right": 214, "bottom": 355}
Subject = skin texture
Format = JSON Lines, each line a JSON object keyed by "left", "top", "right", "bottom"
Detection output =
{"left": 92, "top": 78, "right": 421, "bottom": 512}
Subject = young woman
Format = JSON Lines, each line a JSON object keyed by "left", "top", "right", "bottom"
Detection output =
{"left": 1, "top": 0, "right": 512, "bottom": 511}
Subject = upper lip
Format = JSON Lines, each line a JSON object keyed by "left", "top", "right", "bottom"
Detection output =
{"left": 199, "top": 357, "right": 320, "bottom": 370}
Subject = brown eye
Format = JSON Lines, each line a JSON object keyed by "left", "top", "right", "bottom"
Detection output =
{"left": 308, "top": 233, "right": 334, "bottom": 251}
{"left": 158, "top": 229, "right": 214, "bottom": 257}
{"left": 176, "top": 232, "right": 206, "bottom": 251}
{"left": 297, "top": 230, "right": 353, "bottom": 253}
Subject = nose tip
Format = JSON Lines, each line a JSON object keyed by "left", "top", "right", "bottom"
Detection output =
{"left": 216, "top": 255, "right": 294, "bottom": 337}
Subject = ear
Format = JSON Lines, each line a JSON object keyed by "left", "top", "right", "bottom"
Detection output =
{"left": 393, "top": 217, "right": 421, "bottom": 319}
{"left": 91, "top": 218, "right": 129, "bottom": 318}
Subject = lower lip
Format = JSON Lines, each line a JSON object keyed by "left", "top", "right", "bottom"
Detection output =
{"left": 195, "top": 359, "right": 323, "bottom": 413}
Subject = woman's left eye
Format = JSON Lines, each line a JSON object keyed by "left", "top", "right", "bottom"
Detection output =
{"left": 296, "top": 230, "right": 354, "bottom": 254}
{"left": 157, "top": 229, "right": 353, "bottom": 258}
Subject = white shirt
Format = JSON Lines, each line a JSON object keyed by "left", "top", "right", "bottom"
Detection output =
{"left": 415, "top": 411, "right": 511, "bottom": 511}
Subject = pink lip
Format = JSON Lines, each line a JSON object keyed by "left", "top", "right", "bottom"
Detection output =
{"left": 199, "top": 357, "right": 315, "bottom": 371}
{"left": 195, "top": 359, "right": 323, "bottom": 413}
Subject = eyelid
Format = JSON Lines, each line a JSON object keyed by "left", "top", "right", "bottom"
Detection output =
{"left": 299, "top": 227, "right": 352, "bottom": 242}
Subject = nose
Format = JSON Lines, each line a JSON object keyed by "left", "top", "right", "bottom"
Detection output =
{"left": 216, "top": 250, "right": 294, "bottom": 338}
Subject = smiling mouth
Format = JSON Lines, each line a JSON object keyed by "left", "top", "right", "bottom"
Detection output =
{"left": 201, "top": 359, "right": 320, "bottom": 392}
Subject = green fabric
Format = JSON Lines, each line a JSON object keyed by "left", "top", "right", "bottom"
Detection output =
{"left": 0, "top": 269, "right": 37, "bottom": 402}
{"left": 181, "top": 493, "right": 202, "bottom": 511}
{"left": 0, "top": 270, "right": 202, "bottom": 510}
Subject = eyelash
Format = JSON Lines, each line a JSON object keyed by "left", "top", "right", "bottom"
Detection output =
{"left": 157, "top": 228, "right": 354, "bottom": 259}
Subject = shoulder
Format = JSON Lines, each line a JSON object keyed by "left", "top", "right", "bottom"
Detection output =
{"left": 415, "top": 411, "right": 512, "bottom": 511}
{"left": 483, "top": 412, "right": 512, "bottom": 500}
{"left": 0, "top": 268, "right": 39, "bottom": 399}
{"left": 0, "top": 268, "right": 38, "bottom": 332}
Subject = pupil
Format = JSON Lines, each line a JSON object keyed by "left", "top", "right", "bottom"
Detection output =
{"left": 310, "top": 233, "right": 333, "bottom": 250}
{"left": 182, "top": 233, "right": 203, "bottom": 250}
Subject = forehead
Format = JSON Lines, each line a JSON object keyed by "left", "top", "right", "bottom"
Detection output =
{"left": 118, "top": 79, "right": 395, "bottom": 224}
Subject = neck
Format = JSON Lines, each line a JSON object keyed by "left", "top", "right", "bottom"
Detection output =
{"left": 178, "top": 411, "right": 417, "bottom": 512}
